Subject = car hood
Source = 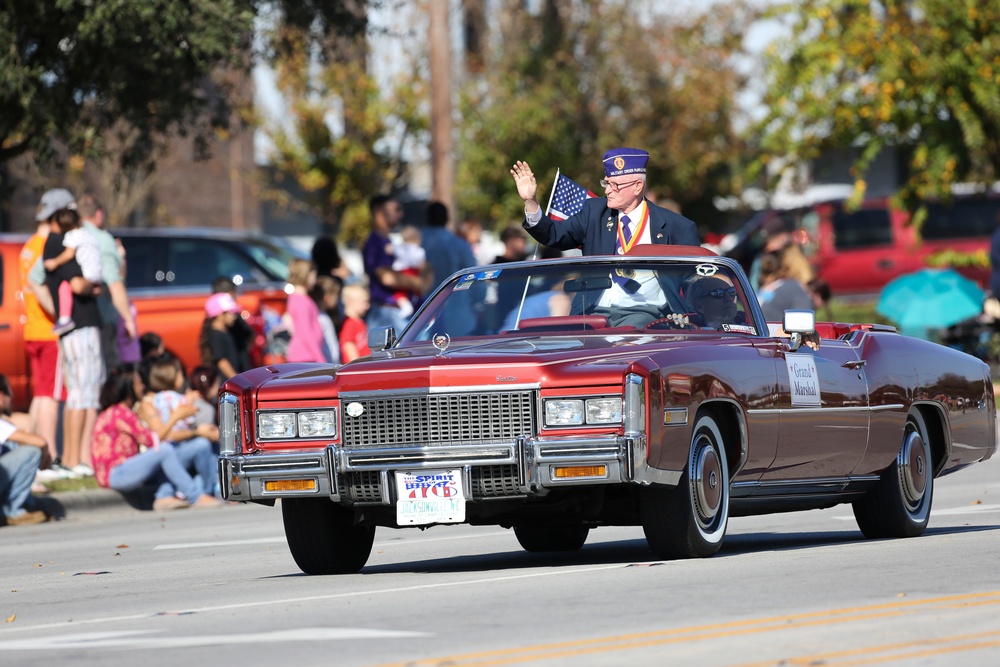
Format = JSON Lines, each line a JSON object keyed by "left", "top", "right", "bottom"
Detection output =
{"left": 253, "top": 333, "right": 732, "bottom": 401}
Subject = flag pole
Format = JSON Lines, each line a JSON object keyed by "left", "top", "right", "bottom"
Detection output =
{"left": 544, "top": 167, "right": 560, "bottom": 217}
{"left": 529, "top": 167, "right": 560, "bottom": 262}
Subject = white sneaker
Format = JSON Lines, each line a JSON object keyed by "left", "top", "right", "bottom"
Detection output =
{"left": 71, "top": 463, "right": 94, "bottom": 477}
{"left": 35, "top": 468, "right": 67, "bottom": 482}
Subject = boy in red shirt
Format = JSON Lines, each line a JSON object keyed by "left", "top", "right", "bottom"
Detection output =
{"left": 339, "top": 284, "right": 371, "bottom": 363}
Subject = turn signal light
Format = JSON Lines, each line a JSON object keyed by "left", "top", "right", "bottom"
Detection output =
{"left": 264, "top": 479, "right": 317, "bottom": 492}
{"left": 553, "top": 465, "right": 607, "bottom": 479}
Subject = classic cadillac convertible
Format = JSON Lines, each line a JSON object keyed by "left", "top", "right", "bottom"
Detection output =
{"left": 217, "top": 247, "right": 996, "bottom": 574}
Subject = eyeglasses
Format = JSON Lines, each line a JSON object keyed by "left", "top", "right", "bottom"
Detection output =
{"left": 700, "top": 287, "right": 737, "bottom": 300}
{"left": 600, "top": 178, "right": 642, "bottom": 193}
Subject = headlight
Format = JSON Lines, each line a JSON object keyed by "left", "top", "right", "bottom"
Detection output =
{"left": 298, "top": 411, "right": 336, "bottom": 437}
{"left": 543, "top": 397, "right": 623, "bottom": 427}
{"left": 258, "top": 410, "right": 338, "bottom": 440}
{"left": 545, "top": 400, "right": 584, "bottom": 426}
{"left": 258, "top": 413, "right": 296, "bottom": 439}
{"left": 586, "top": 397, "right": 623, "bottom": 424}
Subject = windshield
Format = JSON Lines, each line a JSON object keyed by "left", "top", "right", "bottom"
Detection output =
{"left": 399, "top": 259, "right": 759, "bottom": 343}
{"left": 239, "top": 237, "right": 307, "bottom": 281}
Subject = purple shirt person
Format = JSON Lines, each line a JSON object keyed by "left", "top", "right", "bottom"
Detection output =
{"left": 362, "top": 195, "right": 425, "bottom": 333}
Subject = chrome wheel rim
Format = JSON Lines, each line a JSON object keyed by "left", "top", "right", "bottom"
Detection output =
{"left": 898, "top": 427, "right": 928, "bottom": 511}
{"left": 692, "top": 435, "right": 722, "bottom": 527}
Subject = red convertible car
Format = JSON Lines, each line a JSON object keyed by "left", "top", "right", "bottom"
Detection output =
{"left": 217, "top": 247, "right": 996, "bottom": 575}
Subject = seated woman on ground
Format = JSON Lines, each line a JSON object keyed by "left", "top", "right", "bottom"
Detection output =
{"left": 188, "top": 365, "right": 220, "bottom": 426}
{"left": 90, "top": 371, "right": 221, "bottom": 510}
{"left": 140, "top": 354, "right": 221, "bottom": 500}
{"left": 188, "top": 365, "right": 221, "bottom": 451}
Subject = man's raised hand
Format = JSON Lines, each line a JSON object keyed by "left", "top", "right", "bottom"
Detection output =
{"left": 510, "top": 160, "right": 538, "bottom": 206}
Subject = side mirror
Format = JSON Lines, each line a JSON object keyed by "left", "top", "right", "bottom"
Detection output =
{"left": 782, "top": 310, "right": 816, "bottom": 352}
{"left": 368, "top": 326, "right": 396, "bottom": 352}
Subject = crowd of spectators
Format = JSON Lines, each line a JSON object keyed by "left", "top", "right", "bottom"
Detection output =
{"left": 3, "top": 189, "right": 542, "bottom": 526}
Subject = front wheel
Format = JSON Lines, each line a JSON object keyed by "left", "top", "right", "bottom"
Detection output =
{"left": 513, "top": 525, "right": 590, "bottom": 552}
{"left": 640, "top": 414, "right": 730, "bottom": 559}
{"left": 282, "top": 498, "right": 375, "bottom": 575}
{"left": 853, "top": 412, "right": 933, "bottom": 539}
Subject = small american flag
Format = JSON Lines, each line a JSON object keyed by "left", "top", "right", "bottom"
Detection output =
{"left": 546, "top": 170, "right": 596, "bottom": 221}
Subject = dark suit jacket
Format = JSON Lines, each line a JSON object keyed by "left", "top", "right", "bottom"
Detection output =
{"left": 522, "top": 197, "right": 700, "bottom": 255}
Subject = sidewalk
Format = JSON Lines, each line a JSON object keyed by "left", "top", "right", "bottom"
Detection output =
{"left": 29, "top": 486, "right": 132, "bottom": 522}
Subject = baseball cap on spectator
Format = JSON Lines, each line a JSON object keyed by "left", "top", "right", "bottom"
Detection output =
{"left": 36, "top": 188, "right": 76, "bottom": 221}
{"left": 205, "top": 292, "right": 240, "bottom": 318}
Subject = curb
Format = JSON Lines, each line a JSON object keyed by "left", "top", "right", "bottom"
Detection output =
{"left": 34, "top": 488, "right": 132, "bottom": 519}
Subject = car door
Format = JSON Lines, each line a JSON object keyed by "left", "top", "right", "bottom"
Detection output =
{"left": 0, "top": 245, "right": 28, "bottom": 408}
{"left": 755, "top": 335, "right": 870, "bottom": 485}
{"left": 118, "top": 235, "right": 167, "bottom": 290}
{"left": 166, "top": 238, "right": 276, "bottom": 289}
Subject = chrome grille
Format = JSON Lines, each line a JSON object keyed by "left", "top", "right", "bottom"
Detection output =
{"left": 472, "top": 465, "right": 522, "bottom": 498}
{"left": 343, "top": 466, "right": 523, "bottom": 503}
{"left": 343, "top": 471, "right": 383, "bottom": 503}
{"left": 341, "top": 391, "right": 536, "bottom": 448}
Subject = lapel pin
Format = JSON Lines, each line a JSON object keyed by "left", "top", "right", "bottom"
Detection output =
{"left": 656, "top": 233, "right": 663, "bottom": 239}
{"left": 606, "top": 217, "right": 614, "bottom": 231}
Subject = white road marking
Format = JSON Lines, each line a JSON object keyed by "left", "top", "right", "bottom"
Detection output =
{"left": 927, "top": 503, "right": 1000, "bottom": 516}
{"left": 0, "top": 562, "right": 635, "bottom": 636}
{"left": 154, "top": 529, "right": 506, "bottom": 551}
{"left": 830, "top": 503, "right": 1000, "bottom": 520}
{"left": 0, "top": 628, "right": 428, "bottom": 651}
{"left": 154, "top": 537, "right": 285, "bottom": 550}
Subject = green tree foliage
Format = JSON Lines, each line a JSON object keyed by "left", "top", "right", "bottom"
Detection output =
{"left": 752, "top": 0, "right": 1000, "bottom": 222}
{"left": 0, "top": 0, "right": 255, "bottom": 171}
{"left": 261, "top": 2, "right": 428, "bottom": 242}
{"left": 455, "top": 0, "right": 756, "bottom": 230}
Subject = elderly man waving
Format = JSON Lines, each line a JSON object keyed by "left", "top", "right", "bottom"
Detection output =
{"left": 510, "top": 148, "right": 700, "bottom": 255}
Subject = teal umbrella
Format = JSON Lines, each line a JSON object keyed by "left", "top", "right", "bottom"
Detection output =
{"left": 876, "top": 268, "right": 984, "bottom": 331}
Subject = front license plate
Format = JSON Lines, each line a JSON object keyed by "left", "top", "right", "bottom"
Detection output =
{"left": 395, "top": 469, "right": 466, "bottom": 526}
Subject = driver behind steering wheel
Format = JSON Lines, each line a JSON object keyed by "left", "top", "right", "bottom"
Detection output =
{"left": 659, "top": 274, "right": 745, "bottom": 330}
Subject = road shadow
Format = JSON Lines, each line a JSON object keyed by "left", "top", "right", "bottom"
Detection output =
{"left": 265, "top": 522, "right": 1000, "bottom": 578}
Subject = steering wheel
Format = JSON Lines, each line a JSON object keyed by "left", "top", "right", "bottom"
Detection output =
{"left": 644, "top": 313, "right": 697, "bottom": 330}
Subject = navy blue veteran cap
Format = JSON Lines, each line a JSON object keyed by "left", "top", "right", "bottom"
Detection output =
{"left": 603, "top": 148, "right": 649, "bottom": 177}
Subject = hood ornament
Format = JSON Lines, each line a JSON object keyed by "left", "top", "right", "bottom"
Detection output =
{"left": 432, "top": 333, "right": 451, "bottom": 354}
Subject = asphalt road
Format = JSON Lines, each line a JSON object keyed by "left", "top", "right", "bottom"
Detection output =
{"left": 3, "top": 453, "right": 1000, "bottom": 667}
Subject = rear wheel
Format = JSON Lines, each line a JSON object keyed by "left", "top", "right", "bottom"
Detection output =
{"left": 281, "top": 498, "right": 375, "bottom": 575}
{"left": 853, "top": 412, "right": 933, "bottom": 539}
{"left": 640, "top": 414, "right": 730, "bottom": 559}
{"left": 513, "top": 525, "right": 590, "bottom": 552}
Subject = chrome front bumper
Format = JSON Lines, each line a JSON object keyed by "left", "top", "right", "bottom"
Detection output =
{"left": 218, "top": 433, "right": 680, "bottom": 504}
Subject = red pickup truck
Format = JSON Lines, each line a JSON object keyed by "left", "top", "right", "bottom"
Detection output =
{"left": 723, "top": 193, "right": 999, "bottom": 297}
{"left": 0, "top": 228, "right": 302, "bottom": 411}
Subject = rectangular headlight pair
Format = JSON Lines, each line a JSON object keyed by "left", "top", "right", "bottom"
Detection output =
{"left": 258, "top": 410, "right": 337, "bottom": 440}
{"left": 543, "top": 397, "right": 622, "bottom": 427}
